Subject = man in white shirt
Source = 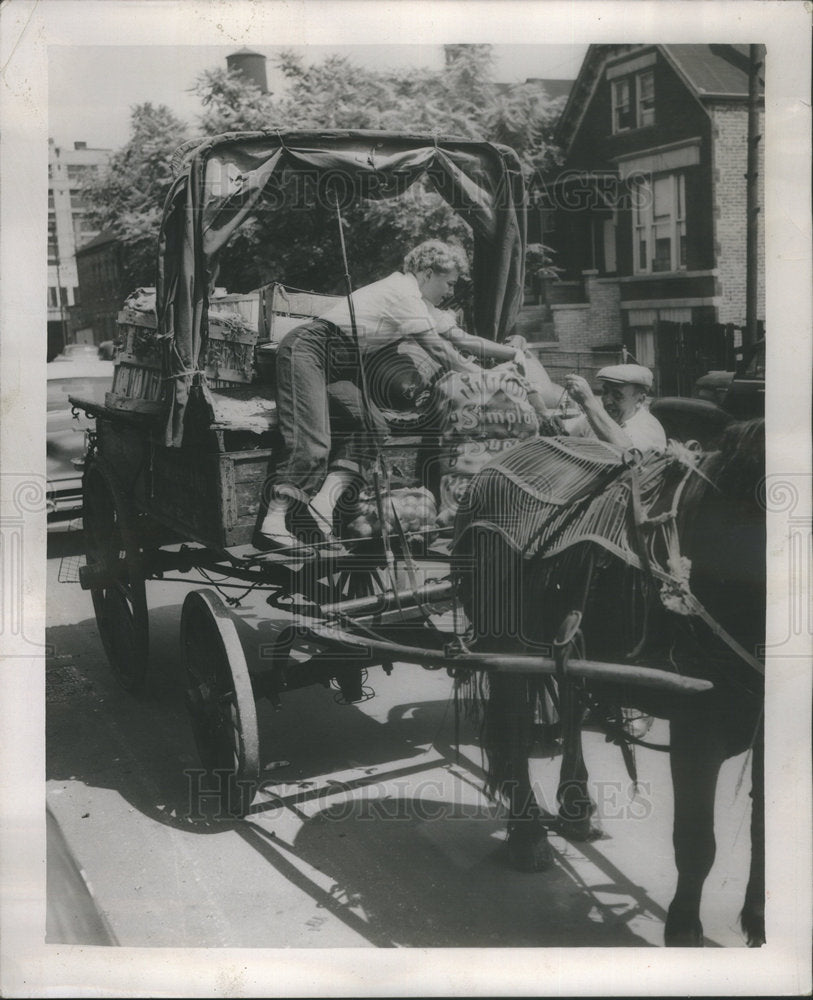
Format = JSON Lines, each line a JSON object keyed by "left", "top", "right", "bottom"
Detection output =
{"left": 563, "top": 364, "right": 667, "bottom": 454}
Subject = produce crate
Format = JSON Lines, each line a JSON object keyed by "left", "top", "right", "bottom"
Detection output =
{"left": 259, "top": 282, "right": 343, "bottom": 344}
{"left": 209, "top": 291, "right": 261, "bottom": 330}
{"left": 107, "top": 307, "right": 166, "bottom": 414}
{"left": 204, "top": 312, "right": 258, "bottom": 386}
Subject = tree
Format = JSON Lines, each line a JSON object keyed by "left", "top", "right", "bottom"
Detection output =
{"left": 192, "top": 45, "right": 563, "bottom": 295}
{"left": 85, "top": 48, "right": 563, "bottom": 300}
{"left": 84, "top": 103, "right": 188, "bottom": 289}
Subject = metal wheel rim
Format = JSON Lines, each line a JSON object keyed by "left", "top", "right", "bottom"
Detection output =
{"left": 83, "top": 461, "right": 149, "bottom": 692}
{"left": 180, "top": 589, "right": 260, "bottom": 796}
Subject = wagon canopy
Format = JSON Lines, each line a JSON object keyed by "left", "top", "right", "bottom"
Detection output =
{"left": 156, "top": 130, "right": 528, "bottom": 446}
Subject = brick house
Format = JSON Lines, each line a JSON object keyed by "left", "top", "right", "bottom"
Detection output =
{"left": 72, "top": 229, "right": 129, "bottom": 347}
{"left": 534, "top": 44, "right": 764, "bottom": 395}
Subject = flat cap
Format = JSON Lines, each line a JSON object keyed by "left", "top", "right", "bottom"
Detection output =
{"left": 596, "top": 363, "right": 653, "bottom": 390}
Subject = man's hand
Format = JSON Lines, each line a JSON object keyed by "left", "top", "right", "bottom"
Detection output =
{"left": 512, "top": 348, "right": 527, "bottom": 376}
{"left": 564, "top": 373, "right": 596, "bottom": 407}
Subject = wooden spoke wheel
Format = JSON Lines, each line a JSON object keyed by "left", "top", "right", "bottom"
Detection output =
{"left": 82, "top": 459, "right": 149, "bottom": 693}
{"left": 181, "top": 589, "right": 260, "bottom": 818}
{"left": 318, "top": 560, "right": 392, "bottom": 702}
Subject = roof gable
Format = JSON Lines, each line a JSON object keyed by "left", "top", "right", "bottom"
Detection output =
{"left": 557, "top": 44, "right": 762, "bottom": 153}
{"left": 663, "top": 44, "right": 753, "bottom": 98}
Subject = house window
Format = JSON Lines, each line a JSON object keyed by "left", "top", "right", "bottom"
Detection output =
{"left": 612, "top": 79, "right": 633, "bottom": 133}
{"left": 612, "top": 69, "right": 655, "bottom": 133}
{"left": 632, "top": 173, "right": 686, "bottom": 274}
{"left": 48, "top": 286, "right": 58, "bottom": 308}
{"left": 638, "top": 70, "right": 655, "bottom": 126}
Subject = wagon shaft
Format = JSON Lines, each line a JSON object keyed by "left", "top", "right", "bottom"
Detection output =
{"left": 305, "top": 624, "right": 713, "bottom": 694}
{"left": 320, "top": 578, "right": 454, "bottom": 618}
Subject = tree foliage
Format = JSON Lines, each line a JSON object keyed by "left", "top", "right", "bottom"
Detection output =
{"left": 194, "top": 45, "right": 564, "bottom": 295}
{"left": 85, "top": 102, "right": 188, "bottom": 288}
{"left": 86, "top": 46, "right": 564, "bottom": 297}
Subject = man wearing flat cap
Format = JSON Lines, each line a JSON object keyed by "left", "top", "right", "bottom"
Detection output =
{"left": 563, "top": 363, "right": 667, "bottom": 453}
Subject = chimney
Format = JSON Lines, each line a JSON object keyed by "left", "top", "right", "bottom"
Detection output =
{"left": 226, "top": 47, "right": 268, "bottom": 94}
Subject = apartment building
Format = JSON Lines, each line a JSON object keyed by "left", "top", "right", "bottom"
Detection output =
{"left": 48, "top": 139, "right": 111, "bottom": 358}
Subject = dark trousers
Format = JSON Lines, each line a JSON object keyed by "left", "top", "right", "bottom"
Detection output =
{"left": 264, "top": 319, "right": 388, "bottom": 506}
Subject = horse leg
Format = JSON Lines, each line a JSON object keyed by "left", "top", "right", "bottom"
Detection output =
{"left": 505, "top": 769, "right": 554, "bottom": 873}
{"left": 664, "top": 716, "right": 726, "bottom": 946}
{"left": 488, "top": 674, "right": 553, "bottom": 872}
{"left": 556, "top": 677, "right": 600, "bottom": 841}
{"left": 740, "top": 722, "right": 765, "bottom": 946}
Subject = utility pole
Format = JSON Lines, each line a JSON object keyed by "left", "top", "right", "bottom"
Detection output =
{"left": 744, "top": 44, "right": 763, "bottom": 350}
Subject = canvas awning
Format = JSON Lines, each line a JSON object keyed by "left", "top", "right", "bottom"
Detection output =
{"left": 155, "top": 130, "right": 527, "bottom": 446}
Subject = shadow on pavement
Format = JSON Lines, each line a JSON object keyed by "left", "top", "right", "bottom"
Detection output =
{"left": 46, "top": 604, "right": 478, "bottom": 835}
{"left": 239, "top": 798, "right": 655, "bottom": 947}
{"left": 46, "top": 603, "right": 666, "bottom": 948}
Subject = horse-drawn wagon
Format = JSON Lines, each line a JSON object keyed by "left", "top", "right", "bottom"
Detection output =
{"left": 69, "top": 130, "right": 763, "bottom": 946}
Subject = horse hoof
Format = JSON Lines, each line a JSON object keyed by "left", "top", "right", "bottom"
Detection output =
{"left": 740, "top": 908, "right": 766, "bottom": 947}
{"left": 506, "top": 826, "right": 553, "bottom": 872}
{"left": 665, "top": 908, "right": 704, "bottom": 947}
{"left": 556, "top": 816, "right": 603, "bottom": 842}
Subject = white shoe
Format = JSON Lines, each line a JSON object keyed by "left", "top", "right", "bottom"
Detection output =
{"left": 255, "top": 510, "right": 309, "bottom": 553}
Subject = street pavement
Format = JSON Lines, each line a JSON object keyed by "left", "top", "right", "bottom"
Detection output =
{"left": 46, "top": 524, "right": 754, "bottom": 949}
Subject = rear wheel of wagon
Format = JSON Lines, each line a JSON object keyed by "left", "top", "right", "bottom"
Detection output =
{"left": 82, "top": 459, "right": 149, "bottom": 693}
{"left": 321, "top": 559, "right": 391, "bottom": 702}
{"left": 181, "top": 589, "right": 260, "bottom": 818}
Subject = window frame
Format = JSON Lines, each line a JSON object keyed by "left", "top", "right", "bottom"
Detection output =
{"left": 611, "top": 68, "right": 655, "bottom": 134}
{"left": 631, "top": 172, "right": 687, "bottom": 276}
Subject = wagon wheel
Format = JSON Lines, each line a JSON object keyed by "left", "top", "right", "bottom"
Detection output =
{"left": 324, "top": 560, "right": 392, "bottom": 701}
{"left": 82, "top": 459, "right": 149, "bottom": 693}
{"left": 331, "top": 561, "right": 391, "bottom": 606}
{"left": 181, "top": 589, "right": 260, "bottom": 818}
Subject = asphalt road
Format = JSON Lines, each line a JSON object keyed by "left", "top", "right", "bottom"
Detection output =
{"left": 46, "top": 523, "right": 755, "bottom": 950}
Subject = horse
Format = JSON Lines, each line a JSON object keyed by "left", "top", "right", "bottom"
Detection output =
{"left": 451, "top": 419, "right": 765, "bottom": 947}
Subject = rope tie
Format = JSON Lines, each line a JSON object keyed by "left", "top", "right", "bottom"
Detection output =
{"left": 163, "top": 370, "right": 207, "bottom": 381}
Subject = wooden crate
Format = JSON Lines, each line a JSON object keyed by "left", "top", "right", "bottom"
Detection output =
{"left": 209, "top": 292, "right": 260, "bottom": 330}
{"left": 259, "top": 282, "right": 344, "bottom": 344}
{"left": 106, "top": 361, "right": 165, "bottom": 415}
{"left": 141, "top": 443, "right": 271, "bottom": 548}
{"left": 204, "top": 313, "right": 257, "bottom": 386}
{"left": 96, "top": 401, "right": 273, "bottom": 549}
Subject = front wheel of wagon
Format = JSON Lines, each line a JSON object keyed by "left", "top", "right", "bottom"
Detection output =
{"left": 82, "top": 459, "right": 149, "bottom": 693}
{"left": 181, "top": 589, "right": 260, "bottom": 818}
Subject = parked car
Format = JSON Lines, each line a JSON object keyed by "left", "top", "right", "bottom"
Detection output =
{"left": 47, "top": 350, "right": 115, "bottom": 520}
{"left": 694, "top": 338, "right": 765, "bottom": 419}
{"left": 716, "top": 337, "right": 765, "bottom": 420}
{"left": 652, "top": 338, "right": 765, "bottom": 448}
